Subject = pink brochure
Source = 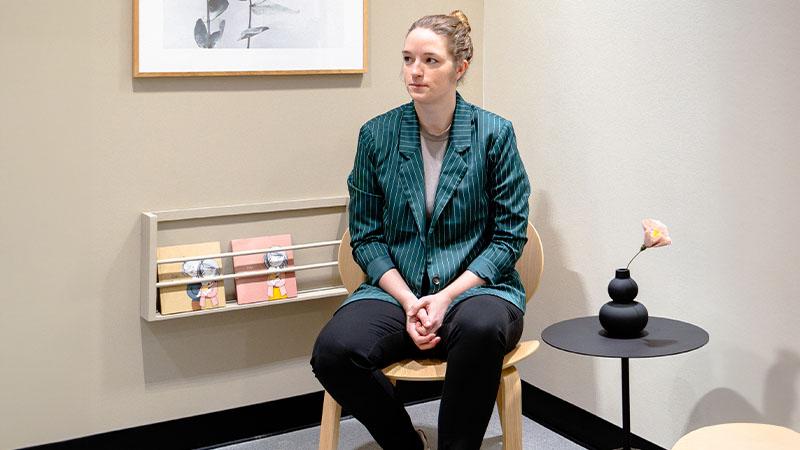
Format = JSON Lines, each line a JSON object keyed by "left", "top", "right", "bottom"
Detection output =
{"left": 231, "top": 234, "right": 297, "bottom": 304}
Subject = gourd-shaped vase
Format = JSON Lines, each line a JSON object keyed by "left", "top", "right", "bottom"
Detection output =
{"left": 599, "top": 268, "right": 648, "bottom": 338}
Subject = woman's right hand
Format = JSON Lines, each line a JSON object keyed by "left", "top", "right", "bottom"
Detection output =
{"left": 375, "top": 269, "right": 440, "bottom": 349}
{"left": 406, "top": 307, "right": 441, "bottom": 350}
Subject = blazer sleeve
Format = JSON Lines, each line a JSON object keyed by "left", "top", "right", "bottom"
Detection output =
{"left": 347, "top": 124, "right": 396, "bottom": 285}
{"left": 467, "top": 121, "right": 531, "bottom": 284}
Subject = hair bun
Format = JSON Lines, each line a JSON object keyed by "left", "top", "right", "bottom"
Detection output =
{"left": 449, "top": 10, "right": 471, "bottom": 33}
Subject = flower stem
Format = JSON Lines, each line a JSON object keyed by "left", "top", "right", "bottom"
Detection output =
{"left": 247, "top": 0, "right": 253, "bottom": 49}
{"left": 626, "top": 245, "right": 647, "bottom": 270}
{"left": 207, "top": 2, "right": 211, "bottom": 48}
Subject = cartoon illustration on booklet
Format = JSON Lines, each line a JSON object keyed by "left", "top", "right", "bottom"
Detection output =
{"left": 156, "top": 242, "right": 226, "bottom": 314}
{"left": 231, "top": 234, "right": 297, "bottom": 303}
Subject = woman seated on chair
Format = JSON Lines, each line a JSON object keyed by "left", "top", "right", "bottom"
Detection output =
{"left": 311, "top": 10, "right": 531, "bottom": 450}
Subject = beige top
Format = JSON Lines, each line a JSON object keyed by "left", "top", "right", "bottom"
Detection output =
{"left": 420, "top": 124, "right": 450, "bottom": 220}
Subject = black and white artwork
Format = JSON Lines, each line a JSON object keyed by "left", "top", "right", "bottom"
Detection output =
{"left": 135, "top": 0, "right": 366, "bottom": 77}
{"left": 162, "top": 0, "right": 345, "bottom": 49}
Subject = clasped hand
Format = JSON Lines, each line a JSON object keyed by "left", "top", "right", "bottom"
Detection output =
{"left": 405, "top": 292, "right": 452, "bottom": 350}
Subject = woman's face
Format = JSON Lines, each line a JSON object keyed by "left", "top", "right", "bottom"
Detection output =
{"left": 402, "top": 27, "right": 466, "bottom": 105}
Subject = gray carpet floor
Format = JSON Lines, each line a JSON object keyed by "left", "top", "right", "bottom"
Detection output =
{"left": 216, "top": 399, "right": 588, "bottom": 450}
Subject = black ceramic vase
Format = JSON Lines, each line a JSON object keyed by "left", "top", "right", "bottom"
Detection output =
{"left": 599, "top": 268, "right": 649, "bottom": 338}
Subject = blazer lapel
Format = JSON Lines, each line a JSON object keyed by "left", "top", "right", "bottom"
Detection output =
{"left": 398, "top": 103, "right": 427, "bottom": 236}
{"left": 428, "top": 93, "right": 473, "bottom": 232}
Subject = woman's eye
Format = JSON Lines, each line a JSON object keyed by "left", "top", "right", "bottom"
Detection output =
{"left": 403, "top": 56, "right": 412, "bottom": 63}
{"left": 427, "top": 58, "right": 437, "bottom": 64}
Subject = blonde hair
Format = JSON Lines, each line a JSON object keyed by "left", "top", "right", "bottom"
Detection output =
{"left": 407, "top": 10, "right": 473, "bottom": 78}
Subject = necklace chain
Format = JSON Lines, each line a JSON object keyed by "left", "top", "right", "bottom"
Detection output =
{"left": 421, "top": 121, "right": 452, "bottom": 137}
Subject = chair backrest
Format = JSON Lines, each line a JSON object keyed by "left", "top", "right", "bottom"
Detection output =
{"left": 338, "top": 222, "right": 544, "bottom": 303}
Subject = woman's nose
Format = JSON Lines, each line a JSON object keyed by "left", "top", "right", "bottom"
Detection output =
{"left": 410, "top": 62, "right": 423, "bottom": 77}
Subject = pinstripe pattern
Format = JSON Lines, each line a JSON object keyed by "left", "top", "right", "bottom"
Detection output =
{"left": 345, "top": 92, "right": 531, "bottom": 312}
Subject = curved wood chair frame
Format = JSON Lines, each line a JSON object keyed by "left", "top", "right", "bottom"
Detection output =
{"left": 320, "top": 223, "right": 544, "bottom": 450}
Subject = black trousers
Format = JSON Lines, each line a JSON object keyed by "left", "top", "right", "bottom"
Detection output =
{"left": 310, "top": 295, "right": 524, "bottom": 450}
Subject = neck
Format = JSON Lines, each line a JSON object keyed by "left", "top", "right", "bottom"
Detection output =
{"left": 414, "top": 92, "right": 456, "bottom": 135}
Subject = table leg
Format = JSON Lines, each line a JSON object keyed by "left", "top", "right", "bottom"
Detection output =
{"left": 621, "top": 357, "right": 632, "bottom": 450}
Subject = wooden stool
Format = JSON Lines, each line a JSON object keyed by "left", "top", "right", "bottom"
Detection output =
{"left": 672, "top": 423, "right": 800, "bottom": 450}
{"left": 320, "top": 223, "right": 544, "bottom": 450}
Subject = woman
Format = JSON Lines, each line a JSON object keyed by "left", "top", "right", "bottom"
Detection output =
{"left": 311, "top": 10, "right": 531, "bottom": 450}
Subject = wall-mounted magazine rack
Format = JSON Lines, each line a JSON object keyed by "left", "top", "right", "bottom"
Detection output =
{"left": 141, "top": 196, "right": 349, "bottom": 321}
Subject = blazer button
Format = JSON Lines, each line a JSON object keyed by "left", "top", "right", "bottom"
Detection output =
{"left": 432, "top": 276, "right": 441, "bottom": 286}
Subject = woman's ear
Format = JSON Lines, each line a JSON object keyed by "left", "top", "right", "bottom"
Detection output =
{"left": 456, "top": 59, "right": 469, "bottom": 81}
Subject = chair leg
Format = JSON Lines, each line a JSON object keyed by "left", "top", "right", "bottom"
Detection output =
{"left": 497, "top": 366, "right": 523, "bottom": 450}
{"left": 496, "top": 374, "right": 506, "bottom": 434}
{"left": 319, "top": 390, "right": 341, "bottom": 450}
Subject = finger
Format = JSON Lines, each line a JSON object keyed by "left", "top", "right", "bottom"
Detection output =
{"left": 407, "top": 320, "right": 431, "bottom": 341}
{"left": 424, "top": 322, "right": 441, "bottom": 336}
{"left": 416, "top": 336, "right": 441, "bottom": 350}
{"left": 415, "top": 329, "right": 435, "bottom": 343}
{"left": 410, "top": 325, "right": 436, "bottom": 344}
{"left": 417, "top": 308, "right": 431, "bottom": 328}
{"left": 407, "top": 321, "right": 419, "bottom": 336}
{"left": 416, "top": 305, "right": 434, "bottom": 329}
{"left": 410, "top": 298, "right": 430, "bottom": 315}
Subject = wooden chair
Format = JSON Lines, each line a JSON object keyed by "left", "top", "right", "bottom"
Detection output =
{"left": 319, "top": 223, "right": 544, "bottom": 450}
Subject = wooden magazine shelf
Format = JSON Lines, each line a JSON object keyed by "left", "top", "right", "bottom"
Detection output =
{"left": 141, "top": 196, "right": 349, "bottom": 321}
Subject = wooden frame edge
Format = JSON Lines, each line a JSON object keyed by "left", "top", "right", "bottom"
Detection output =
{"left": 132, "top": 0, "right": 368, "bottom": 78}
{"left": 133, "top": 0, "right": 140, "bottom": 77}
{"left": 363, "top": 0, "right": 369, "bottom": 74}
{"left": 140, "top": 212, "right": 158, "bottom": 321}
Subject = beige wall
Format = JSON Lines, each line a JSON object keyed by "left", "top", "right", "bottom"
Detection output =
{"left": 0, "top": 1, "right": 483, "bottom": 447}
{"left": 6, "top": 1, "right": 797, "bottom": 448}
{"left": 485, "top": 0, "right": 800, "bottom": 447}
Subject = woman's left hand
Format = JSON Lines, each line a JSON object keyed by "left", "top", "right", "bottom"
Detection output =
{"left": 407, "top": 292, "right": 453, "bottom": 336}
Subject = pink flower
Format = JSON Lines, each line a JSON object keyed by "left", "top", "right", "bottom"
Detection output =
{"left": 626, "top": 219, "right": 672, "bottom": 269}
{"left": 642, "top": 219, "right": 672, "bottom": 249}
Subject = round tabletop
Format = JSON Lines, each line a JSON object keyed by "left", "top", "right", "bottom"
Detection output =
{"left": 671, "top": 423, "right": 800, "bottom": 450}
{"left": 541, "top": 316, "right": 709, "bottom": 359}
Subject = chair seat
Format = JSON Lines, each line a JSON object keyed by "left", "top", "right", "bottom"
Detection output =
{"left": 382, "top": 340, "right": 540, "bottom": 381}
{"left": 671, "top": 423, "right": 800, "bottom": 450}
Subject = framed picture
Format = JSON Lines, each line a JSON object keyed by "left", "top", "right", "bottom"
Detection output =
{"left": 134, "top": 0, "right": 367, "bottom": 77}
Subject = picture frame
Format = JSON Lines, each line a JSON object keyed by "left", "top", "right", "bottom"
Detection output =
{"left": 134, "top": 0, "right": 368, "bottom": 77}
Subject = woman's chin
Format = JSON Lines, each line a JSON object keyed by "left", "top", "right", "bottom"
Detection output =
{"left": 408, "top": 91, "right": 433, "bottom": 103}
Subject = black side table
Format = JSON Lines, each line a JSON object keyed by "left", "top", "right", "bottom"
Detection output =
{"left": 542, "top": 316, "right": 709, "bottom": 450}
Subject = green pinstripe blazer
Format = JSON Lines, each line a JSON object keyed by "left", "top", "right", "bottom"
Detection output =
{"left": 343, "top": 92, "right": 531, "bottom": 313}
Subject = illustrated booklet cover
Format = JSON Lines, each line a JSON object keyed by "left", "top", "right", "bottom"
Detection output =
{"left": 156, "top": 241, "right": 226, "bottom": 315}
{"left": 231, "top": 234, "right": 297, "bottom": 304}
